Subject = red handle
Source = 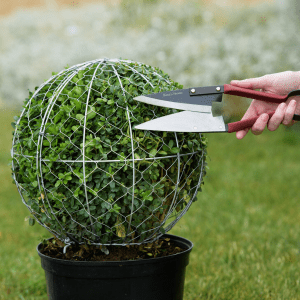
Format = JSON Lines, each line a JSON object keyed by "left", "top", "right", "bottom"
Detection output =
{"left": 227, "top": 111, "right": 275, "bottom": 133}
{"left": 224, "top": 84, "right": 288, "bottom": 103}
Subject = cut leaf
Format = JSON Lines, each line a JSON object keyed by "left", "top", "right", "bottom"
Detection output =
{"left": 115, "top": 216, "right": 126, "bottom": 238}
{"left": 29, "top": 217, "right": 35, "bottom": 226}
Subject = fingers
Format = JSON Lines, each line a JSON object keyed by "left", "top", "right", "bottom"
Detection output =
{"left": 231, "top": 73, "right": 300, "bottom": 140}
{"left": 282, "top": 99, "right": 297, "bottom": 126}
{"left": 249, "top": 103, "right": 288, "bottom": 135}
{"left": 235, "top": 100, "right": 258, "bottom": 139}
{"left": 236, "top": 128, "right": 249, "bottom": 140}
{"left": 251, "top": 113, "right": 270, "bottom": 135}
{"left": 268, "top": 100, "right": 298, "bottom": 130}
{"left": 236, "top": 100, "right": 297, "bottom": 139}
{"left": 268, "top": 102, "right": 286, "bottom": 131}
{"left": 230, "top": 76, "right": 267, "bottom": 90}
{"left": 236, "top": 113, "right": 270, "bottom": 139}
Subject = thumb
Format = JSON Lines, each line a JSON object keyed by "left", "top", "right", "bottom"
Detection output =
{"left": 230, "top": 76, "right": 266, "bottom": 90}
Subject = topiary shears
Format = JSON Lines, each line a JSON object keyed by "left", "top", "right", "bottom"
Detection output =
{"left": 133, "top": 84, "right": 300, "bottom": 133}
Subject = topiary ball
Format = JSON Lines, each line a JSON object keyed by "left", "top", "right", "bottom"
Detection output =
{"left": 10, "top": 58, "right": 208, "bottom": 246}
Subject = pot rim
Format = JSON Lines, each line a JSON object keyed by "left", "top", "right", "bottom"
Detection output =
{"left": 37, "top": 233, "right": 193, "bottom": 265}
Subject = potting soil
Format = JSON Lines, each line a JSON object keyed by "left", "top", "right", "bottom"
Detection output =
{"left": 39, "top": 237, "right": 187, "bottom": 261}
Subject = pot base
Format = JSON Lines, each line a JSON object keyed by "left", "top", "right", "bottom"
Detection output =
{"left": 37, "top": 234, "right": 193, "bottom": 300}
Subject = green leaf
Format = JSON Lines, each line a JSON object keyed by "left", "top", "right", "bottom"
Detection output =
{"left": 78, "top": 70, "right": 84, "bottom": 79}
{"left": 149, "top": 149, "right": 157, "bottom": 157}
{"left": 87, "top": 111, "right": 97, "bottom": 121}
{"left": 71, "top": 99, "right": 81, "bottom": 110}
{"left": 55, "top": 181, "right": 61, "bottom": 188}
{"left": 118, "top": 152, "right": 125, "bottom": 161}
{"left": 170, "top": 147, "right": 180, "bottom": 154}
{"left": 110, "top": 181, "right": 115, "bottom": 188}
{"left": 32, "top": 181, "right": 38, "bottom": 187}
{"left": 158, "top": 151, "right": 168, "bottom": 155}
{"left": 76, "top": 114, "right": 85, "bottom": 121}
{"left": 72, "top": 125, "right": 79, "bottom": 131}
{"left": 43, "top": 140, "right": 50, "bottom": 147}
{"left": 162, "top": 145, "right": 169, "bottom": 152}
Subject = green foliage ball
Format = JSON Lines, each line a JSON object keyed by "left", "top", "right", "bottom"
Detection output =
{"left": 10, "top": 58, "right": 208, "bottom": 245}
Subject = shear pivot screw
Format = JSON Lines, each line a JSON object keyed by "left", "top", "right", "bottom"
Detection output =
{"left": 216, "top": 87, "right": 221, "bottom": 91}
{"left": 191, "top": 89, "right": 196, "bottom": 93}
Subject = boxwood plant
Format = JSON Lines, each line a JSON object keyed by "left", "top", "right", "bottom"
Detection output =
{"left": 10, "top": 58, "right": 208, "bottom": 246}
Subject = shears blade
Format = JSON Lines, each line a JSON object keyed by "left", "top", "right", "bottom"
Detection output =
{"left": 133, "top": 87, "right": 222, "bottom": 113}
{"left": 134, "top": 111, "right": 228, "bottom": 133}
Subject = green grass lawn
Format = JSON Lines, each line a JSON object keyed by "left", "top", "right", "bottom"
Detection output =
{"left": 1, "top": 106, "right": 300, "bottom": 299}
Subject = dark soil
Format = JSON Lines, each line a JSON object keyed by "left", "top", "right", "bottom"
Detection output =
{"left": 39, "top": 236, "right": 187, "bottom": 261}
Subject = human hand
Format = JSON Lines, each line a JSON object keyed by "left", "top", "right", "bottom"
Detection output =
{"left": 230, "top": 71, "right": 300, "bottom": 139}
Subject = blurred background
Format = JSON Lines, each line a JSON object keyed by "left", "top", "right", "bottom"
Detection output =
{"left": 1, "top": 0, "right": 300, "bottom": 121}
{"left": 1, "top": 0, "right": 300, "bottom": 114}
{"left": 1, "top": 0, "right": 300, "bottom": 299}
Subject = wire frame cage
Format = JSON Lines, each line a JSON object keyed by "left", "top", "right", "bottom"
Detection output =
{"left": 10, "top": 58, "right": 208, "bottom": 248}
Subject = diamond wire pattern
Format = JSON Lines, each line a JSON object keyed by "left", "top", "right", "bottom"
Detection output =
{"left": 11, "top": 58, "right": 207, "bottom": 247}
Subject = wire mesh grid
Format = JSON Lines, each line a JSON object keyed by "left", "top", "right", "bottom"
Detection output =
{"left": 11, "top": 58, "right": 208, "bottom": 248}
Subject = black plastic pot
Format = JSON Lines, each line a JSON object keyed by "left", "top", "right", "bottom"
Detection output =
{"left": 37, "top": 234, "right": 193, "bottom": 300}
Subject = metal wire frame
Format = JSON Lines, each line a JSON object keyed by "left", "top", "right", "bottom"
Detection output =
{"left": 11, "top": 58, "right": 206, "bottom": 248}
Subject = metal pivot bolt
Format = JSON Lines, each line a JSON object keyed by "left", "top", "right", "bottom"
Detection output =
{"left": 191, "top": 89, "right": 196, "bottom": 93}
{"left": 216, "top": 87, "right": 221, "bottom": 92}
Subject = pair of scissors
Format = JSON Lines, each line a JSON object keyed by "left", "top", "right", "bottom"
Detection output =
{"left": 133, "top": 84, "right": 300, "bottom": 133}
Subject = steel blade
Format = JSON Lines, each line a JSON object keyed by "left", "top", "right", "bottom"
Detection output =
{"left": 134, "top": 88, "right": 223, "bottom": 113}
{"left": 134, "top": 111, "right": 228, "bottom": 133}
{"left": 134, "top": 95, "right": 211, "bottom": 113}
